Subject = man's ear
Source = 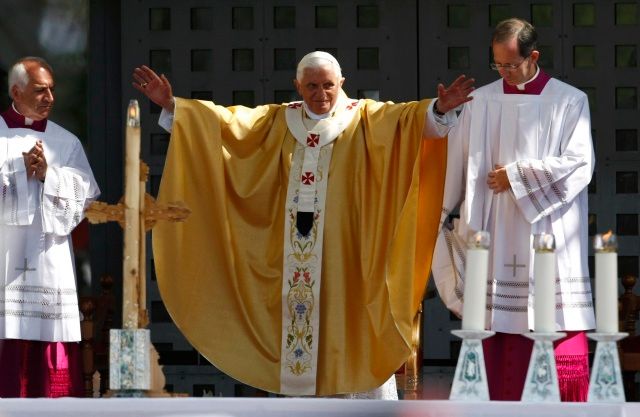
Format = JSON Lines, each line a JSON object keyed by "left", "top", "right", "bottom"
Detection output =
{"left": 339, "top": 77, "right": 345, "bottom": 88}
{"left": 529, "top": 50, "right": 540, "bottom": 65}
{"left": 293, "top": 79, "right": 301, "bottom": 95}
{"left": 10, "top": 84, "right": 20, "bottom": 101}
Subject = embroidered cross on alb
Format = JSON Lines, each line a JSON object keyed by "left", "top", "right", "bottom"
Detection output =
{"left": 505, "top": 254, "right": 527, "bottom": 277}
{"left": 345, "top": 101, "right": 359, "bottom": 110}
{"left": 288, "top": 102, "right": 302, "bottom": 109}
{"left": 301, "top": 172, "right": 315, "bottom": 185}
{"left": 16, "top": 258, "right": 36, "bottom": 281}
{"left": 306, "top": 134, "right": 319, "bottom": 147}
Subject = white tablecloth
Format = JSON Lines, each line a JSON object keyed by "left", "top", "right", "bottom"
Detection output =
{"left": 0, "top": 398, "right": 639, "bottom": 417}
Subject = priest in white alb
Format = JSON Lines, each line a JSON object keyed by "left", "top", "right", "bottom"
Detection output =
{"left": 0, "top": 57, "right": 100, "bottom": 397}
{"left": 432, "top": 18, "right": 595, "bottom": 401}
{"left": 133, "top": 51, "right": 474, "bottom": 398}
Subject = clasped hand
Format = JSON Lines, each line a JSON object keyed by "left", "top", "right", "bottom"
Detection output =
{"left": 487, "top": 164, "right": 511, "bottom": 193}
{"left": 22, "top": 140, "right": 47, "bottom": 181}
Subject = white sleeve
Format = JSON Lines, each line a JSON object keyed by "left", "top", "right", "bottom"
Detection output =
{"left": 41, "top": 140, "right": 100, "bottom": 236}
{"left": 1, "top": 153, "right": 35, "bottom": 225}
{"left": 431, "top": 105, "right": 470, "bottom": 316}
{"left": 423, "top": 100, "right": 459, "bottom": 139}
{"left": 158, "top": 108, "right": 174, "bottom": 133}
{"left": 505, "top": 94, "right": 594, "bottom": 224}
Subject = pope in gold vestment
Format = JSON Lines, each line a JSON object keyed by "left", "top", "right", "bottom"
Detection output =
{"left": 152, "top": 96, "right": 446, "bottom": 395}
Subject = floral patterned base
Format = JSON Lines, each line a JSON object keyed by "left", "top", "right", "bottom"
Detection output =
{"left": 522, "top": 333, "right": 565, "bottom": 403}
{"left": 450, "top": 330, "right": 495, "bottom": 401}
{"left": 588, "top": 332, "right": 628, "bottom": 403}
{"left": 109, "top": 329, "right": 150, "bottom": 390}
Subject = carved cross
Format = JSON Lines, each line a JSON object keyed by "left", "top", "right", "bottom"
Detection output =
{"left": 85, "top": 160, "right": 190, "bottom": 328}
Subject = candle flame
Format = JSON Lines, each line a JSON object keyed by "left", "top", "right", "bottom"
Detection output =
{"left": 467, "top": 230, "right": 490, "bottom": 249}
{"left": 594, "top": 230, "right": 617, "bottom": 252}
{"left": 127, "top": 100, "right": 140, "bottom": 127}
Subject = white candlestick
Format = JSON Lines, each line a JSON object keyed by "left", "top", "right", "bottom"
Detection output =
{"left": 462, "top": 231, "right": 490, "bottom": 331}
{"left": 533, "top": 233, "right": 556, "bottom": 333}
{"left": 594, "top": 232, "right": 619, "bottom": 333}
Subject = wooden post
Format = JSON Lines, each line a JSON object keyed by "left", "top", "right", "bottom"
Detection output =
{"left": 138, "top": 163, "right": 150, "bottom": 327}
{"left": 80, "top": 297, "right": 95, "bottom": 397}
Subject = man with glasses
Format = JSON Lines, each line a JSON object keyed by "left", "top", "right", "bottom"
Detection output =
{"left": 433, "top": 18, "right": 594, "bottom": 401}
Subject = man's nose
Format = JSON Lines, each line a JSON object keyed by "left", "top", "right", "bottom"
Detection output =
{"left": 43, "top": 89, "right": 54, "bottom": 102}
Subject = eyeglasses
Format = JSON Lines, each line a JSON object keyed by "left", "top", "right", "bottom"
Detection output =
{"left": 490, "top": 56, "right": 530, "bottom": 71}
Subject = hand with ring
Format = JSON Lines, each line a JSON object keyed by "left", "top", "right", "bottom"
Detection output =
{"left": 132, "top": 65, "right": 175, "bottom": 111}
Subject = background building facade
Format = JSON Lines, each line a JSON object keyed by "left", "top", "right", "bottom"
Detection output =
{"left": 1, "top": 0, "right": 638, "bottom": 397}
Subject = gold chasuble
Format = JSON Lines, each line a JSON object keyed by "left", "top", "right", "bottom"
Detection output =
{"left": 152, "top": 96, "right": 446, "bottom": 396}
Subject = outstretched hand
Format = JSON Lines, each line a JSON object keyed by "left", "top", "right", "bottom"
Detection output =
{"left": 435, "top": 75, "right": 475, "bottom": 114}
{"left": 132, "top": 65, "right": 174, "bottom": 111}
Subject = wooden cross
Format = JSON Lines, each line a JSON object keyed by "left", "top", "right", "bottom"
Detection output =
{"left": 504, "top": 254, "right": 527, "bottom": 277}
{"left": 85, "top": 100, "right": 190, "bottom": 329}
{"left": 15, "top": 257, "right": 36, "bottom": 280}
{"left": 85, "top": 161, "right": 190, "bottom": 328}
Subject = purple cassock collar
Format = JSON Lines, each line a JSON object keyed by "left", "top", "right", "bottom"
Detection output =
{"left": 0, "top": 104, "right": 48, "bottom": 132}
{"left": 503, "top": 68, "right": 551, "bottom": 95}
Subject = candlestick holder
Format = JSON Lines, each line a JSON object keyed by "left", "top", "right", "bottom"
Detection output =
{"left": 449, "top": 329, "right": 495, "bottom": 401}
{"left": 521, "top": 332, "right": 566, "bottom": 402}
{"left": 109, "top": 328, "right": 151, "bottom": 396}
{"left": 587, "top": 332, "right": 628, "bottom": 403}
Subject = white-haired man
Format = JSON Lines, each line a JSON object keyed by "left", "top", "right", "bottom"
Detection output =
{"left": 0, "top": 56, "right": 100, "bottom": 397}
{"left": 133, "top": 51, "right": 474, "bottom": 398}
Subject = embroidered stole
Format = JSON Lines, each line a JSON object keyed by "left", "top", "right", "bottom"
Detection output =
{"left": 279, "top": 97, "right": 361, "bottom": 395}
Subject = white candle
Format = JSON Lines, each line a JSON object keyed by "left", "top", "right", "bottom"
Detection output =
{"left": 533, "top": 233, "right": 556, "bottom": 333}
{"left": 462, "top": 231, "right": 490, "bottom": 331}
{"left": 123, "top": 99, "right": 141, "bottom": 329}
{"left": 594, "top": 231, "right": 619, "bottom": 333}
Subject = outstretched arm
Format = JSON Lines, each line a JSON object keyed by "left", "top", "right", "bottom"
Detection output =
{"left": 423, "top": 75, "right": 475, "bottom": 139}
{"left": 132, "top": 65, "right": 175, "bottom": 112}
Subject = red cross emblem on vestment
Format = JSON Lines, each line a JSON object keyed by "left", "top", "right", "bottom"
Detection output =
{"left": 288, "top": 102, "right": 302, "bottom": 109}
{"left": 306, "top": 134, "right": 319, "bottom": 147}
{"left": 346, "top": 101, "right": 359, "bottom": 110}
{"left": 301, "top": 172, "right": 315, "bottom": 185}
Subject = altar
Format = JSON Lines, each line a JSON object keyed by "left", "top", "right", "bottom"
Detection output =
{"left": 0, "top": 398, "right": 639, "bottom": 417}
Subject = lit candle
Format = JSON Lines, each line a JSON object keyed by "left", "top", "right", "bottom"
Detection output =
{"left": 462, "top": 231, "right": 490, "bottom": 331}
{"left": 123, "top": 100, "right": 141, "bottom": 329}
{"left": 594, "top": 231, "right": 618, "bottom": 333}
{"left": 533, "top": 233, "right": 556, "bottom": 333}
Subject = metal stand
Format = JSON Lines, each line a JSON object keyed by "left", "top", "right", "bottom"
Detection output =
{"left": 449, "top": 329, "right": 495, "bottom": 401}
{"left": 521, "top": 332, "right": 566, "bottom": 402}
{"left": 588, "top": 332, "right": 628, "bottom": 403}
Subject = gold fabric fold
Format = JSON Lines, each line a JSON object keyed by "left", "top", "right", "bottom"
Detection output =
{"left": 152, "top": 97, "right": 446, "bottom": 395}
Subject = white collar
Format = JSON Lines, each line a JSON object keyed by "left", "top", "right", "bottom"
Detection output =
{"left": 516, "top": 65, "right": 540, "bottom": 91}
{"left": 302, "top": 101, "right": 337, "bottom": 120}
